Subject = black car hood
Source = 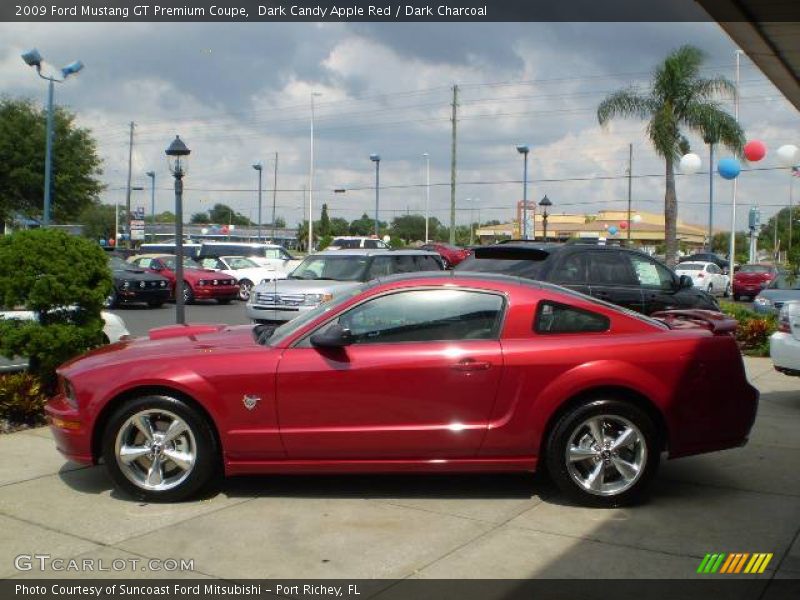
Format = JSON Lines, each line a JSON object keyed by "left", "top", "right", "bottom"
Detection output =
{"left": 112, "top": 268, "right": 167, "bottom": 282}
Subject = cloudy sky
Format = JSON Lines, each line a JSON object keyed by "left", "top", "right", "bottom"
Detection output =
{"left": 1, "top": 21, "right": 798, "bottom": 233}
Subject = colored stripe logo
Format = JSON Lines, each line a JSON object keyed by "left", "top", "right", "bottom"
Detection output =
{"left": 697, "top": 553, "right": 773, "bottom": 574}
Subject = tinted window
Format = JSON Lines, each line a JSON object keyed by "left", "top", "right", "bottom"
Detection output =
{"left": 201, "top": 257, "right": 226, "bottom": 270}
{"left": 587, "top": 251, "right": 637, "bottom": 285}
{"left": 552, "top": 252, "right": 588, "bottom": 284}
{"left": 332, "top": 238, "right": 361, "bottom": 249}
{"left": 456, "top": 255, "right": 546, "bottom": 279}
{"left": 336, "top": 289, "right": 504, "bottom": 344}
{"left": 769, "top": 275, "right": 800, "bottom": 290}
{"left": 678, "top": 263, "right": 704, "bottom": 271}
{"left": 291, "top": 255, "right": 369, "bottom": 281}
{"left": 415, "top": 255, "right": 444, "bottom": 271}
{"left": 535, "top": 301, "right": 610, "bottom": 334}
{"left": 740, "top": 265, "right": 772, "bottom": 273}
{"left": 627, "top": 254, "right": 675, "bottom": 289}
{"left": 366, "top": 256, "right": 395, "bottom": 279}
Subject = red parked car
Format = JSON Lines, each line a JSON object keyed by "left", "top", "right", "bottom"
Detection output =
{"left": 47, "top": 273, "right": 757, "bottom": 507}
{"left": 420, "top": 243, "right": 471, "bottom": 268}
{"left": 733, "top": 263, "right": 778, "bottom": 301}
{"left": 128, "top": 254, "right": 239, "bottom": 305}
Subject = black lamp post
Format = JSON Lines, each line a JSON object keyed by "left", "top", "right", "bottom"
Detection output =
{"left": 165, "top": 136, "right": 190, "bottom": 325}
{"left": 370, "top": 154, "right": 381, "bottom": 237}
{"left": 539, "top": 195, "right": 552, "bottom": 242}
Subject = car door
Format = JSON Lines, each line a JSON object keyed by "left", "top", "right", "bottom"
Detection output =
{"left": 585, "top": 250, "right": 645, "bottom": 312}
{"left": 275, "top": 288, "right": 506, "bottom": 459}
{"left": 627, "top": 253, "right": 684, "bottom": 313}
{"left": 547, "top": 250, "right": 591, "bottom": 296}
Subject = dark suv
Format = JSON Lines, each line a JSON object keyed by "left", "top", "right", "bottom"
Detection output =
{"left": 456, "top": 242, "right": 719, "bottom": 315}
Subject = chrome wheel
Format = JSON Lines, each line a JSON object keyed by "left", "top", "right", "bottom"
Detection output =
{"left": 114, "top": 409, "right": 196, "bottom": 492}
{"left": 565, "top": 414, "right": 647, "bottom": 497}
{"left": 238, "top": 280, "right": 253, "bottom": 301}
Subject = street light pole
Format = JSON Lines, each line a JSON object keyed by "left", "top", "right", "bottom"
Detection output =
{"left": 252, "top": 163, "right": 263, "bottom": 240}
{"left": 729, "top": 49, "right": 742, "bottom": 267}
{"left": 21, "top": 49, "right": 84, "bottom": 226}
{"left": 516, "top": 145, "right": 530, "bottom": 239}
{"left": 272, "top": 151, "right": 278, "bottom": 240}
{"left": 146, "top": 171, "right": 155, "bottom": 242}
{"left": 539, "top": 195, "right": 552, "bottom": 242}
{"left": 423, "top": 153, "right": 430, "bottom": 243}
{"left": 166, "top": 136, "right": 190, "bottom": 326}
{"left": 308, "top": 92, "right": 321, "bottom": 252}
{"left": 370, "top": 154, "right": 381, "bottom": 237}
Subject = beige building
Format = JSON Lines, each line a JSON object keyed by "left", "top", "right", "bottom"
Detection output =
{"left": 475, "top": 210, "right": 707, "bottom": 250}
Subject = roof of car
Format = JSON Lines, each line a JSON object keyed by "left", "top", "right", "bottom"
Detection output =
{"left": 315, "top": 249, "right": 439, "bottom": 256}
{"left": 372, "top": 270, "right": 544, "bottom": 289}
{"left": 200, "top": 242, "right": 284, "bottom": 248}
{"left": 675, "top": 261, "right": 714, "bottom": 267}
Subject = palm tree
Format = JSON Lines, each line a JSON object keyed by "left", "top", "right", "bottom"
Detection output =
{"left": 597, "top": 45, "right": 744, "bottom": 266}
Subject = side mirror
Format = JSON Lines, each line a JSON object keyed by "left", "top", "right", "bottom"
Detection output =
{"left": 310, "top": 323, "right": 353, "bottom": 348}
{"left": 678, "top": 275, "right": 694, "bottom": 289}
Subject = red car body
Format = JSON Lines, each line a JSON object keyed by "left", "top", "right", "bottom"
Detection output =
{"left": 733, "top": 264, "right": 778, "bottom": 300}
{"left": 48, "top": 274, "right": 757, "bottom": 492}
{"left": 421, "top": 243, "right": 471, "bottom": 268}
{"left": 128, "top": 254, "right": 239, "bottom": 303}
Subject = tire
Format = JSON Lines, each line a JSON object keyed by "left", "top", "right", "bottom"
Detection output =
{"left": 545, "top": 399, "right": 660, "bottom": 508}
{"left": 217, "top": 298, "right": 232, "bottom": 305}
{"left": 707, "top": 284, "right": 714, "bottom": 295}
{"left": 182, "top": 283, "right": 194, "bottom": 305}
{"left": 105, "top": 290, "right": 118, "bottom": 309}
{"left": 733, "top": 293, "right": 740, "bottom": 302}
{"left": 148, "top": 300, "right": 164, "bottom": 308}
{"left": 238, "top": 279, "right": 254, "bottom": 301}
{"left": 101, "top": 395, "right": 219, "bottom": 502}
{"left": 723, "top": 283, "right": 731, "bottom": 298}
{"left": 441, "top": 258, "right": 450, "bottom": 270}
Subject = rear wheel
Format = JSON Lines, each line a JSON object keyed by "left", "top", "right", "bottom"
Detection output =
{"left": 101, "top": 395, "right": 219, "bottom": 502}
{"left": 723, "top": 283, "right": 731, "bottom": 298}
{"left": 545, "top": 399, "right": 660, "bottom": 507}
{"left": 441, "top": 258, "right": 450, "bottom": 270}
{"left": 707, "top": 283, "right": 714, "bottom": 295}
{"left": 182, "top": 284, "right": 194, "bottom": 305}
{"left": 105, "top": 290, "right": 118, "bottom": 309}
{"left": 733, "top": 293, "right": 740, "bottom": 302}
{"left": 238, "top": 279, "right": 253, "bottom": 301}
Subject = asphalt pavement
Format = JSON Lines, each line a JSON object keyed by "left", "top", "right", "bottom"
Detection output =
{"left": 110, "top": 300, "right": 251, "bottom": 337}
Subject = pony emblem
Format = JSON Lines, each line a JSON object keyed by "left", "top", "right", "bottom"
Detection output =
{"left": 242, "top": 395, "right": 260, "bottom": 410}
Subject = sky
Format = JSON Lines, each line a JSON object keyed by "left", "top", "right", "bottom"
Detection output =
{"left": 1, "top": 21, "right": 799, "bottom": 234}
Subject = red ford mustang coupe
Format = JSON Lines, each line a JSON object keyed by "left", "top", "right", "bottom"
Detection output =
{"left": 46, "top": 273, "right": 758, "bottom": 507}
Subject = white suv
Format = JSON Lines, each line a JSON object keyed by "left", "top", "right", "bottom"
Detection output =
{"left": 326, "top": 237, "right": 389, "bottom": 250}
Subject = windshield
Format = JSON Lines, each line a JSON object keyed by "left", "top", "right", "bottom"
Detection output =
{"left": 456, "top": 255, "right": 546, "bottom": 279}
{"left": 677, "top": 263, "right": 703, "bottom": 271}
{"left": 261, "top": 284, "right": 369, "bottom": 346}
{"left": 740, "top": 265, "right": 772, "bottom": 273}
{"left": 109, "top": 256, "right": 130, "bottom": 270}
{"left": 768, "top": 275, "right": 800, "bottom": 290}
{"left": 290, "top": 255, "right": 369, "bottom": 281}
{"left": 223, "top": 256, "right": 259, "bottom": 269}
{"left": 162, "top": 256, "right": 201, "bottom": 270}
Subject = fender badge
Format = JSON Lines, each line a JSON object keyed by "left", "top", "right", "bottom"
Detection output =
{"left": 242, "top": 395, "right": 260, "bottom": 410}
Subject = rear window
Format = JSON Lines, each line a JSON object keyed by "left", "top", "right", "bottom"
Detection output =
{"left": 739, "top": 265, "right": 772, "bottom": 273}
{"left": 331, "top": 238, "right": 362, "bottom": 249}
{"left": 677, "top": 263, "right": 704, "bottom": 271}
{"left": 456, "top": 255, "right": 546, "bottom": 279}
{"left": 535, "top": 301, "right": 610, "bottom": 334}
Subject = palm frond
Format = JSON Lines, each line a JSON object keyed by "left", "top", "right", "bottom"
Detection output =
{"left": 646, "top": 104, "right": 681, "bottom": 159}
{"left": 690, "top": 76, "right": 736, "bottom": 102}
{"left": 597, "top": 89, "right": 653, "bottom": 126}
{"left": 652, "top": 45, "right": 705, "bottom": 104}
{"left": 682, "top": 103, "right": 745, "bottom": 154}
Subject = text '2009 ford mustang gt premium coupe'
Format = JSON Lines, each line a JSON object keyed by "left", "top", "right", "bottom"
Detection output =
{"left": 46, "top": 273, "right": 758, "bottom": 507}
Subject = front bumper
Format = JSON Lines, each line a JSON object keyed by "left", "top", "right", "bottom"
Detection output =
{"left": 246, "top": 303, "right": 315, "bottom": 322}
{"left": 193, "top": 285, "right": 239, "bottom": 300}
{"left": 733, "top": 283, "right": 766, "bottom": 297}
{"left": 771, "top": 332, "right": 800, "bottom": 373}
{"left": 44, "top": 394, "right": 93, "bottom": 465}
{"left": 116, "top": 287, "right": 170, "bottom": 304}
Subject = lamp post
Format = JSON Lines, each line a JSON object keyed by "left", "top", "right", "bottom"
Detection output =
{"left": 423, "top": 153, "right": 430, "bottom": 243}
{"left": 539, "top": 195, "right": 552, "bottom": 242}
{"left": 145, "top": 171, "right": 156, "bottom": 242}
{"left": 21, "top": 49, "right": 84, "bottom": 226}
{"left": 165, "top": 136, "right": 190, "bottom": 325}
{"left": 516, "top": 145, "right": 530, "bottom": 239}
{"left": 370, "top": 154, "right": 381, "bottom": 237}
{"left": 252, "top": 163, "right": 263, "bottom": 240}
{"left": 308, "top": 91, "right": 322, "bottom": 252}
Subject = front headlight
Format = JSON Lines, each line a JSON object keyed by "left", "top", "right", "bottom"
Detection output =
{"left": 754, "top": 296, "right": 772, "bottom": 306}
{"left": 160, "top": 280, "right": 167, "bottom": 287}
{"left": 121, "top": 280, "right": 130, "bottom": 290}
{"left": 62, "top": 378, "right": 77, "bottom": 409}
{"left": 198, "top": 279, "right": 207, "bottom": 286}
{"left": 303, "top": 293, "right": 333, "bottom": 306}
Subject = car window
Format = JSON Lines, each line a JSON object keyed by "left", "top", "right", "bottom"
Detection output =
{"left": 587, "top": 251, "right": 637, "bottom": 286}
{"left": 535, "top": 301, "right": 610, "bottom": 334}
{"left": 334, "top": 289, "right": 504, "bottom": 344}
{"left": 263, "top": 248, "right": 284, "bottom": 259}
{"left": 291, "top": 255, "right": 369, "bottom": 281}
{"left": 332, "top": 238, "right": 361, "bottom": 249}
{"left": 678, "top": 263, "right": 703, "bottom": 271}
{"left": 225, "top": 257, "right": 258, "bottom": 269}
{"left": 133, "top": 257, "right": 153, "bottom": 268}
{"left": 161, "top": 256, "right": 200, "bottom": 270}
{"left": 201, "top": 258, "right": 225, "bottom": 270}
{"left": 769, "top": 275, "right": 800, "bottom": 290}
{"left": 367, "top": 256, "right": 395, "bottom": 279}
{"left": 709, "top": 264, "right": 720, "bottom": 274}
{"left": 456, "top": 255, "right": 546, "bottom": 279}
{"left": 627, "top": 254, "right": 674, "bottom": 289}
{"left": 415, "top": 255, "right": 444, "bottom": 271}
{"left": 552, "top": 252, "right": 588, "bottom": 284}
{"left": 740, "top": 265, "right": 772, "bottom": 273}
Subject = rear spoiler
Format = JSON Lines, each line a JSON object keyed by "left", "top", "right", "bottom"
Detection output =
{"left": 651, "top": 310, "right": 737, "bottom": 334}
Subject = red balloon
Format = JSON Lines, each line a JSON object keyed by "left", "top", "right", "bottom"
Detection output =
{"left": 743, "top": 140, "right": 766, "bottom": 162}
{"left": 619, "top": 221, "right": 628, "bottom": 229}
{"left": 221, "top": 225, "right": 229, "bottom": 234}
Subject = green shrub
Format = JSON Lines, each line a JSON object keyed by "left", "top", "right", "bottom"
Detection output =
{"left": 0, "top": 372, "right": 47, "bottom": 425}
{"left": 0, "top": 229, "right": 112, "bottom": 389}
{"left": 719, "top": 301, "right": 776, "bottom": 356}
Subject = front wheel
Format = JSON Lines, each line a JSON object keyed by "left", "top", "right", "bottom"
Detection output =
{"left": 723, "top": 283, "right": 731, "bottom": 298}
{"left": 101, "top": 395, "right": 219, "bottom": 502}
{"left": 182, "top": 283, "right": 194, "bottom": 305}
{"left": 238, "top": 279, "right": 254, "bottom": 301}
{"left": 545, "top": 399, "right": 660, "bottom": 507}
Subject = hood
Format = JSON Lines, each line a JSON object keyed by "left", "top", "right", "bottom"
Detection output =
{"left": 757, "top": 289, "right": 800, "bottom": 302}
{"left": 256, "top": 278, "right": 359, "bottom": 293}
{"left": 231, "top": 267, "right": 282, "bottom": 283}
{"left": 113, "top": 268, "right": 167, "bottom": 282}
{"left": 58, "top": 324, "right": 259, "bottom": 376}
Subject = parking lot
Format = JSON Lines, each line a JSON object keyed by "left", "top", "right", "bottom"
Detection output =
{"left": 0, "top": 300, "right": 798, "bottom": 586}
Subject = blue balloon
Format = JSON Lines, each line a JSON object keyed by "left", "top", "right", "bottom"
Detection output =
{"left": 718, "top": 157, "right": 741, "bottom": 180}
{"left": 608, "top": 226, "right": 618, "bottom": 235}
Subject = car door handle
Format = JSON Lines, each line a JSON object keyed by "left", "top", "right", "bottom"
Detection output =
{"left": 451, "top": 359, "right": 492, "bottom": 372}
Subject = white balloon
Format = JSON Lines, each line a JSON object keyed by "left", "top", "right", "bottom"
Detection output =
{"left": 632, "top": 214, "right": 643, "bottom": 224}
{"left": 679, "top": 153, "right": 702, "bottom": 174}
{"left": 776, "top": 144, "right": 800, "bottom": 168}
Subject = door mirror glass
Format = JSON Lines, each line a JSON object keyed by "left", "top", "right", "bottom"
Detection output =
{"left": 310, "top": 323, "right": 353, "bottom": 348}
{"left": 679, "top": 274, "right": 694, "bottom": 289}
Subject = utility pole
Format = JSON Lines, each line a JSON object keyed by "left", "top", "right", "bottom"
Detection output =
{"left": 272, "top": 151, "right": 278, "bottom": 240}
{"left": 708, "top": 141, "right": 715, "bottom": 251}
{"left": 627, "top": 143, "right": 633, "bottom": 242}
{"left": 449, "top": 84, "right": 458, "bottom": 245}
{"left": 729, "top": 50, "right": 741, "bottom": 266}
{"left": 423, "top": 153, "right": 430, "bottom": 243}
{"left": 124, "top": 121, "right": 135, "bottom": 248}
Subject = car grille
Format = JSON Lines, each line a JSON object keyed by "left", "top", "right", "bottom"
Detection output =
{"left": 254, "top": 292, "right": 305, "bottom": 306}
